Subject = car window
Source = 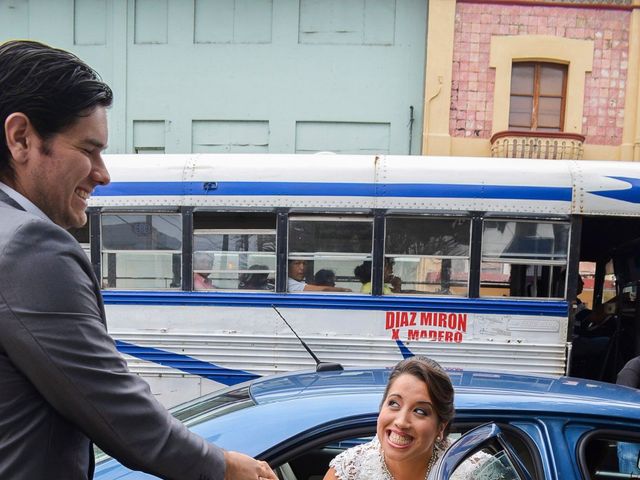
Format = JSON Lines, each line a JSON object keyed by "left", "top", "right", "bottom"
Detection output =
{"left": 268, "top": 422, "right": 540, "bottom": 480}
{"left": 450, "top": 448, "right": 524, "bottom": 480}
{"left": 579, "top": 432, "right": 640, "bottom": 479}
{"left": 430, "top": 423, "right": 537, "bottom": 480}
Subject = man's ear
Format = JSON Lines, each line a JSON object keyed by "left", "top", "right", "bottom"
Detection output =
{"left": 4, "top": 113, "right": 32, "bottom": 165}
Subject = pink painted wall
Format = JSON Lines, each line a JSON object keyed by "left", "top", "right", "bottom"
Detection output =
{"left": 450, "top": 3, "right": 630, "bottom": 145}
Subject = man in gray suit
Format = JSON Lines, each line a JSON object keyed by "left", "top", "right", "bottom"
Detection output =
{"left": 0, "top": 40, "right": 277, "bottom": 480}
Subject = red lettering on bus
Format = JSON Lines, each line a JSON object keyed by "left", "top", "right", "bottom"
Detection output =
{"left": 385, "top": 312, "right": 395, "bottom": 330}
{"left": 420, "top": 312, "right": 433, "bottom": 326}
{"left": 457, "top": 313, "right": 467, "bottom": 332}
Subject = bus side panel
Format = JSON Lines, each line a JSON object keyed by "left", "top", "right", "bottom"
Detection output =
{"left": 105, "top": 302, "right": 567, "bottom": 407}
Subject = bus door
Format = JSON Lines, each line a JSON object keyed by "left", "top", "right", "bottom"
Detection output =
{"left": 575, "top": 215, "right": 640, "bottom": 382}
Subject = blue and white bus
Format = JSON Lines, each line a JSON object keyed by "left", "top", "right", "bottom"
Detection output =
{"left": 74, "top": 153, "right": 640, "bottom": 406}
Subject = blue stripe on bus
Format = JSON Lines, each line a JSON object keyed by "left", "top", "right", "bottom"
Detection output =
{"left": 115, "top": 340, "right": 259, "bottom": 386}
{"left": 94, "top": 181, "right": 572, "bottom": 202}
{"left": 590, "top": 176, "right": 640, "bottom": 204}
{"left": 114, "top": 339, "right": 414, "bottom": 384}
{"left": 102, "top": 291, "right": 568, "bottom": 317}
{"left": 396, "top": 339, "right": 415, "bottom": 359}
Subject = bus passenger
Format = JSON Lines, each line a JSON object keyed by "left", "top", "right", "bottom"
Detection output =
{"left": 314, "top": 269, "right": 336, "bottom": 287}
{"left": 239, "top": 264, "right": 272, "bottom": 290}
{"left": 385, "top": 258, "right": 402, "bottom": 293}
{"left": 355, "top": 259, "right": 401, "bottom": 294}
{"left": 288, "top": 260, "right": 351, "bottom": 292}
{"left": 193, "top": 253, "right": 215, "bottom": 290}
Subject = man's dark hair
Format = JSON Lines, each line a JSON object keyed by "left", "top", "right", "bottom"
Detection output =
{"left": 314, "top": 269, "right": 336, "bottom": 287}
{"left": 0, "top": 40, "right": 113, "bottom": 179}
{"left": 354, "top": 261, "right": 372, "bottom": 284}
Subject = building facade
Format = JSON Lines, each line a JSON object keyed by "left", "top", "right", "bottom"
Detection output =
{"left": 1, "top": 0, "right": 639, "bottom": 160}
{"left": 424, "top": 0, "right": 640, "bottom": 161}
{"left": 0, "top": 0, "right": 428, "bottom": 155}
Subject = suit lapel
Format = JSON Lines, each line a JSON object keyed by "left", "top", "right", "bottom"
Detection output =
{"left": 0, "top": 188, "right": 26, "bottom": 211}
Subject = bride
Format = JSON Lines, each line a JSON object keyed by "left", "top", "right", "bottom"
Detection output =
{"left": 323, "top": 356, "right": 454, "bottom": 480}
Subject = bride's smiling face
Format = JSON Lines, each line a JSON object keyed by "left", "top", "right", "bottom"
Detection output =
{"left": 377, "top": 373, "right": 444, "bottom": 469}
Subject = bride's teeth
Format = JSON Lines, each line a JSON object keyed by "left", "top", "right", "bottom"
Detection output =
{"left": 389, "top": 432, "right": 412, "bottom": 445}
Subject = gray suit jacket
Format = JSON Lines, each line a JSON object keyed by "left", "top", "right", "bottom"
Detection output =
{"left": 0, "top": 190, "right": 225, "bottom": 480}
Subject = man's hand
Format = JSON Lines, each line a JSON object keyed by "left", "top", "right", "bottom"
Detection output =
{"left": 223, "top": 451, "right": 278, "bottom": 480}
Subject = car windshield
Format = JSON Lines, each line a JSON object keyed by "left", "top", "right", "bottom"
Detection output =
{"left": 173, "top": 385, "right": 254, "bottom": 426}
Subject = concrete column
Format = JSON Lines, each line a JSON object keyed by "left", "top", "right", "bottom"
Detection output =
{"left": 421, "top": 0, "right": 456, "bottom": 155}
{"left": 621, "top": 0, "right": 640, "bottom": 161}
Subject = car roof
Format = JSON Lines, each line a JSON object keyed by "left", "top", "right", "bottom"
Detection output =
{"left": 247, "top": 367, "right": 640, "bottom": 416}
{"left": 96, "top": 367, "right": 640, "bottom": 477}
{"left": 168, "top": 367, "right": 640, "bottom": 457}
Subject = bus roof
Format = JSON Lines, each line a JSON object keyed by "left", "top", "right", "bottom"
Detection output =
{"left": 91, "top": 154, "right": 640, "bottom": 217}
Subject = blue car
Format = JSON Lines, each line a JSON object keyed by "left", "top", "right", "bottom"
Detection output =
{"left": 95, "top": 367, "right": 640, "bottom": 479}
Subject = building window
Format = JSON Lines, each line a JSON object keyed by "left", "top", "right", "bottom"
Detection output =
{"left": 509, "top": 62, "right": 567, "bottom": 132}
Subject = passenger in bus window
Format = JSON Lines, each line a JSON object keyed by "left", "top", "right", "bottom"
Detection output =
{"left": 355, "top": 260, "right": 401, "bottom": 294}
{"left": 314, "top": 269, "right": 337, "bottom": 287}
{"left": 288, "top": 260, "right": 351, "bottom": 292}
{"left": 385, "top": 258, "right": 402, "bottom": 293}
{"left": 0, "top": 40, "right": 276, "bottom": 480}
{"left": 193, "top": 253, "right": 216, "bottom": 290}
{"left": 239, "top": 264, "right": 272, "bottom": 290}
{"left": 194, "top": 271, "right": 214, "bottom": 290}
{"left": 355, "top": 261, "right": 376, "bottom": 293}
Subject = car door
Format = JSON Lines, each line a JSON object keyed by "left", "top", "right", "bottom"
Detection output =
{"left": 428, "top": 423, "right": 535, "bottom": 480}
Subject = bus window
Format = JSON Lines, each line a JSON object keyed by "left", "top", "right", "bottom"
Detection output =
{"left": 192, "top": 215, "right": 276, "bottom": 291}
{"left": 385, "top": 217, "right": 471, "bottom": 296}
{"left": 288, "top": 216, "right": 372, "bottom": 293}
{"left": 481, "top": 220, "right": 569, "bottom": 298}
{"left": 101, "top": 213, "right": 182, "bottom": 289}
